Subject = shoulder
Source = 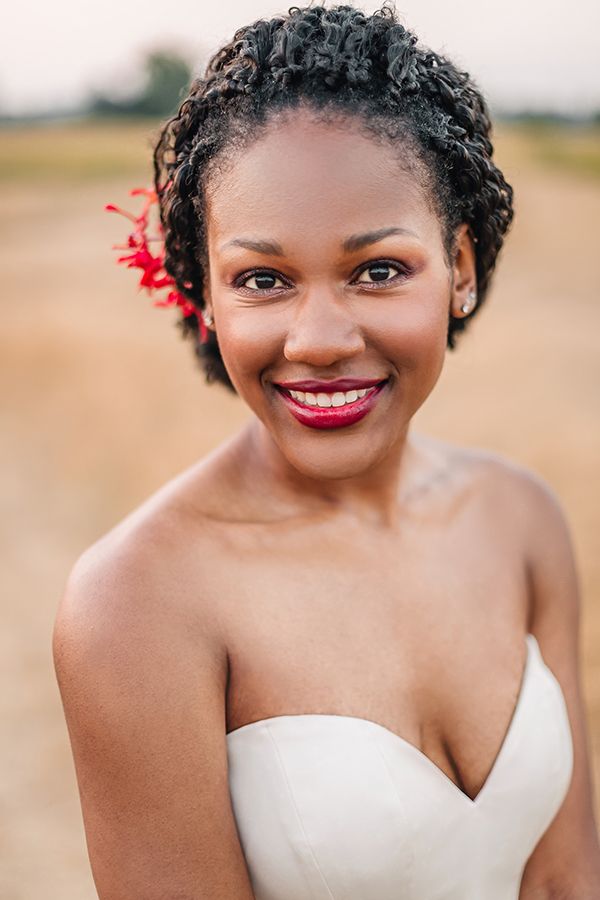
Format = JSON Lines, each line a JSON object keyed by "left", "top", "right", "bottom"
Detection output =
{"left": 418, "top": 432, "right": 576, "bottom": 585}
{"left": 428, "top": 433, "right": 572, "bottom": 539}
{"left": 443, "top": 440, "right": 580, "bottom": 624}
{"left": 460, "top": 444, "right": 576, "bottom": 576}
{"left": 51, "top": 471, "right": 231, "bottom": 795}
{"left": 53, "top": 461, "right": 230, "bottom": 685}
{"left": 418, "top": 429, "right": 565, "bottom": 498}
{"left": 53, "top": 426, "right": 260, "bottom": 681}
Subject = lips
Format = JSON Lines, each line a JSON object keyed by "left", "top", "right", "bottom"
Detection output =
{"left": 274, "top": 377, "right": 387, "bottom": 392}
{"left": 274, "top": 378, "right": 389, "bottom": 430}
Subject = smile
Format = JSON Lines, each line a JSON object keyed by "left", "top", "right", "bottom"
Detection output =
{"left": 285, "top": 386, "right": 376, "bottom": 408}
{"left": 274, "top": 379, "right": 389, "bottom": 430}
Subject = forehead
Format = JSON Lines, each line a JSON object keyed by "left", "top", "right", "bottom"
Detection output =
{"left": 204, "top": 108, "right": 438, "bottom": 248}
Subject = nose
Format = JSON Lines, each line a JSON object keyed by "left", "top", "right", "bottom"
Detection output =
{"left": 283, "top": 287, "right": 366, "bottom": 366}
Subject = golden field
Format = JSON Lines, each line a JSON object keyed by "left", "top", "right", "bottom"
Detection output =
{"left": 1, "top": 118, "right": 599, "bottom": 898}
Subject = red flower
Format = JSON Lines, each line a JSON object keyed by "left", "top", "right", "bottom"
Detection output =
{"left": 105, "top": 186, "right": 209, "bottom": 342}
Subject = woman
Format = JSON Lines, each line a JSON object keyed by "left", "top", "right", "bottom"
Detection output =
{"left": 53, "top": 4, "right": 600, "bottom": 898}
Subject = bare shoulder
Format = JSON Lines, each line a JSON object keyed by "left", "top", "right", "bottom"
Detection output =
{"left": 55, "top": 477, "right": 221, "bottom": 645}
{"left": 52, "top": 453, "right": 255, "bottom": 898}
{"left": 467, "top": 443, "right": 571, "bottom": 525}
{"left": 460, "top": 443, "right": 579, "bottom": 584}
{"left": 52, "top": 448, "right": 235, "bottom": 773}
{"left": 57, "top": 424, "right": 247, "bottom": 625}
{"left": 411, "top": 432, "right": 561, "bottom": 510}
{"left": 54, "top": 424, "right": 252, "bottom": 682}
{"left": 415, "top": 432, "right": 582, "bottom": 622}
{"left": 417, "top": 431, "right": 572, "bottom": 533}
{"left": 458, "top": 444, "right": 580, "bottom": 612}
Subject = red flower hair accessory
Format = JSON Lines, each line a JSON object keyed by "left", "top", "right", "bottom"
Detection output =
{"left": 105, "top": 185, "right": 210, "bottom": 343}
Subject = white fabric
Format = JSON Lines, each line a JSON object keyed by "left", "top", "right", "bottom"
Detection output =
{"left": 226, "top": 633, "right": 573, "bottom": 899}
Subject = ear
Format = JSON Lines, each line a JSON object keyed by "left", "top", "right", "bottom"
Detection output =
{"left": 200, "top": 268, "right": 216, "bottom": 331}
{"left": 449, "top": 223, "right": 478, "bottom": 319}
{"left": 200, "top": 303, "right": 215, "bottom": 331}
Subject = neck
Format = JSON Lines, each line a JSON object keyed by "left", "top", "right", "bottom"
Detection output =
{"left": 232, "top": 415, "right": 425, "bottom": 530}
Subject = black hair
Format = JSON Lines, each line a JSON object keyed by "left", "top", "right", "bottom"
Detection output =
{"left": 152, "top": 2, "right": 514, "bottom": 393}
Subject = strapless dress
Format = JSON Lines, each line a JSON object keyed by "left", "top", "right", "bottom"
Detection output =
{"left": 226, "top": 633, "right": 573, "bottom": 900}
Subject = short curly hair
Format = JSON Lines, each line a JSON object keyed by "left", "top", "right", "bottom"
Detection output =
{"left": 152, "top": 2, "right": 514, "bottom": 393}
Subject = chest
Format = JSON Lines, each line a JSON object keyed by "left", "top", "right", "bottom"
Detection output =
{"left": 216, "top": 517, "right": 529, "bottom": 803}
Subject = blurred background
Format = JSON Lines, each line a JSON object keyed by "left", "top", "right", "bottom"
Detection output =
{"left": 1, "top": 0, "right": 599, "bottom": 896}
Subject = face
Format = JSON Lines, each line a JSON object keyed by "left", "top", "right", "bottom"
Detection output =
{"left": 202, "top": 106, "right": 476, "bottom": 481}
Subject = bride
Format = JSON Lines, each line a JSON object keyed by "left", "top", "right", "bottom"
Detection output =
{"left": 53, "top": 4, "right": 600, "bottom": 898}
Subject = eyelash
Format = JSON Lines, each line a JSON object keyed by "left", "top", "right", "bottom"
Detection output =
{"left": 232, "top": 259, "right": 412, "bottom": 295}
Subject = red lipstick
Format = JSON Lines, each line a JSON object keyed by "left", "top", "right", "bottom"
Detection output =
{"left": 274, "top": 379, "right": 389, "bottom": 430}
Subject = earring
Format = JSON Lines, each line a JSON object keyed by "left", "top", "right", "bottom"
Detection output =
{"left": 460, "top": 290, "right": 477, "bottom": 315}
{"left": 202, "top": 308, "right": 213, "bottom": 327}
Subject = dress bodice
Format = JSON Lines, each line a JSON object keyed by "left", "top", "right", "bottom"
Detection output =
{"left": 226, "top": 633, "right": 573, "bottom": 899}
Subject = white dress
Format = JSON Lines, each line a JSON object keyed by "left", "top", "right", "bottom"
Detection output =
{"left": 226, "top": 634, "right": 573, "bottom": 899}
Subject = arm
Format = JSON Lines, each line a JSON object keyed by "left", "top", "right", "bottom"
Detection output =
{"left": 52, "top": 540, "right": 255, "bottom": 900}
{"left": 514, "top": 470, "right": 600, "bottom": 898}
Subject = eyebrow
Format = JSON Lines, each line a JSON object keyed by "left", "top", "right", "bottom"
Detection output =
{"left": 221, "top": 237, "right": 285, "bottom": 256}
{"left": 220, "top": 226, "right": 419, "bottom": 257}
{"left": 342, "top": 226, "right": 419, "bottom": 253}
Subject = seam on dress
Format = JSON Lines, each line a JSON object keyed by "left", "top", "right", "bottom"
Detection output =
{"left": 264, "top": 722, "right": 337, "bottom": 900}
{"left": 520, "top": 687, "right": 566, "bottom": 870}
{"left": 549, "top": 679, "right": 575, "bottom": 818}
{"left": 532, "top": 657, "right": 575, "bottom": 823}
{"left": 364, "top": 726, "right": 416, "bottom": 884}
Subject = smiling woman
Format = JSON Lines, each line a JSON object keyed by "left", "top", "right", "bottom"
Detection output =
{"left": 199, "top": 109, "right": 478, "bottom": 479}
{"left": 53, "top": 4, "right": 600, "bottom": 900}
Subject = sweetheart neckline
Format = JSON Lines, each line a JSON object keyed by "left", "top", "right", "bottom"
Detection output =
{"left": 226, "top": 633, "right": 547, "bottom": 807}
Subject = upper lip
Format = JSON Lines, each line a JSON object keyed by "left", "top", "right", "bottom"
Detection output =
{"left": 274, "top": 377, "right": 388, "bottom": 392}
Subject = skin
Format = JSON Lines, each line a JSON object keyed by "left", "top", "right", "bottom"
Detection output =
{"left": 53, "top": 106, "right": 600, "bottom": 899}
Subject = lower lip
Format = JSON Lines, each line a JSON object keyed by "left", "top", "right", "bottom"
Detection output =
{"left": 274, "top": 381, "right": 389, "bottom": 430}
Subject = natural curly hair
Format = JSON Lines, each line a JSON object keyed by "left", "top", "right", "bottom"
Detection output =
{"left": 152, "top": 2, "right": 514, "bottom": 393}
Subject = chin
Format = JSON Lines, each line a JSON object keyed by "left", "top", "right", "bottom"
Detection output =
{"left": 277, "top": 428, "right": 402, "bottom": 482}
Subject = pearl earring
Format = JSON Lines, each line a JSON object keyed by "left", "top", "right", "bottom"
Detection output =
{"left": 202, "top": 309, "right": 213, "bottom": 327}
{"left": 460, "top": 290, "right": 477, "bottom": 315}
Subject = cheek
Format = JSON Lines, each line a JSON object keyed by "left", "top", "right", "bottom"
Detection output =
{"left": 212, "top": 308, "right": 281, "bottom": 394}
{"left": 376, "top": 280, "right": 450, "bottom": 373}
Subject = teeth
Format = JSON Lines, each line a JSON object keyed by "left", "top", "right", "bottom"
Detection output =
{"left": 287, "top": 385, "right": 380, "bottom": 408}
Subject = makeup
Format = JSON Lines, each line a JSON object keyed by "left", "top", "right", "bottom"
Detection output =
{"left": 274, "top": 380, "right": 389, "bottom": 430}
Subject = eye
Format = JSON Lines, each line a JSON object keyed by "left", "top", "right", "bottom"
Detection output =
{"left": 353, "top": 260, "right": 407, "bottom": 287}
{"left": 235, "top": 270, "right": 287, "bottom": 292}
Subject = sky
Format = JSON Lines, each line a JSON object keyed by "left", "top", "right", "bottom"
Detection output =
{"left": 2, "top": 0, "right": 599, "bottom": 116}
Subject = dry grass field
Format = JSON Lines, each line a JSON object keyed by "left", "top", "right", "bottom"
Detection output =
{"left": 1, "top": 118, "right": 599, "bottom": 898}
